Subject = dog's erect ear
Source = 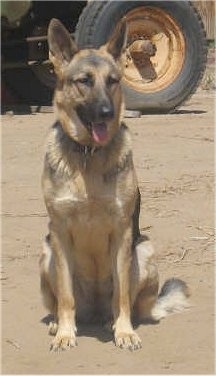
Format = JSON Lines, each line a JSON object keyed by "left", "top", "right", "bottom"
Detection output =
{"left": 106, "top": 19, "right": 127, "bottom": 60}
{"left": 48, "top": 18, "right": 78, "bottom": 66}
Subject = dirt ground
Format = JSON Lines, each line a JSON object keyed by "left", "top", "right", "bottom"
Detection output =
{"left": 1, "top": 90, "right": 215, "bottom": 375}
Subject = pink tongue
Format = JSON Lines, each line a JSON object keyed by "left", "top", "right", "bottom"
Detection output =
{"left": 92, "top": 123, "right": 108, "bottom": 144}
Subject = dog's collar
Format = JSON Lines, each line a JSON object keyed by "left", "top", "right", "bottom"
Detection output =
{"left": 55, "top": 121, "right": 101, "bottom": 156}
{"left": 70, "top": 140, "right": 101, "bottom": 156}
{"left": 68, "top": 136, "right": 102, "bottom": 170}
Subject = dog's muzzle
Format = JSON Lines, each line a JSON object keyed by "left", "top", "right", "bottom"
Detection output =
{"left": 76, "top": 101, "right": 115, "bottom": 145}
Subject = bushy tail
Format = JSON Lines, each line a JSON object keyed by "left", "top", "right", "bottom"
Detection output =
{"left": 151, "top": 278, "right": 191, "bottom": 321}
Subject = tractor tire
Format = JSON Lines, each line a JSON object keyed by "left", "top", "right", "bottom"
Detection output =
{"left": 75, "top": 1, "right": 207, "bottom": 113}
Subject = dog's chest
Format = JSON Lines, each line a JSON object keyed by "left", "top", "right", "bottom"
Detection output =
{"left": 53, "top": 170, "right": 126, "bottom": 279}
{"left": 54, "top": 169, "right": 126, "bottom": 228}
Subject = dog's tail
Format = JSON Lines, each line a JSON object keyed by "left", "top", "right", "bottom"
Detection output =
{"left": 151, "top": 278, "right": 191, "bottom": 321}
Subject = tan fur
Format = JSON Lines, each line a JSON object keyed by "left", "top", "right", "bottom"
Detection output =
{"left": 40, "top": 18, "right": 189, "bottom": 351}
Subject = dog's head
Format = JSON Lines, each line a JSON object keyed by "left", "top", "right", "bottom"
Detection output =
{"left": 48, "top": 18, "right": 127, "bottom": 147}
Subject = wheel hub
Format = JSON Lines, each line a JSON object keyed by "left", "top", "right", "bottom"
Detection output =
{"left": 128, "top": 39, "right": 157, "bottom": 82}
{"left": 122, "top": 6, "right": 185, "bottom": 93}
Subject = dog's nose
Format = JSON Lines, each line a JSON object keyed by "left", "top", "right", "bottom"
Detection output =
{"left": 99, "top": 104, "right": 114, "bottom": 120}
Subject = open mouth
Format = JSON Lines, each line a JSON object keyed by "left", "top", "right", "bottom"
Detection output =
{"left": 83, "top": 121, "right": 109, "bottom": 145}
{"left": 75, "top": 109, "right": 110, "bottom": 145}
{"left": 91, "top": 122, "right": 109, "bottom": 144}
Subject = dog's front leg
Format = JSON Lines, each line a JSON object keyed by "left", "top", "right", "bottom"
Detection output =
{"left": 49, "top": 225, "right": 77, "bottom": 351}
{"left": 111, "top": 225, "right": 142, "bottom": 350}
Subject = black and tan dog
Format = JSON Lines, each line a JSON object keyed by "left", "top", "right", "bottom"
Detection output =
{"left": 40, "top": 18, "right": 189, "bottom": 351}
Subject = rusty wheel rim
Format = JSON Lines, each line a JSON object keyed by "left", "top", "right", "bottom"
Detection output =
{"left": 122, "top": 6, "right": 185, "bottom": 93}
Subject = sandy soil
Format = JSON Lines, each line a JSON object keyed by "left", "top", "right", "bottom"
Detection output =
{"left": 1, "top": 91, "right": 215, "bottom": 374}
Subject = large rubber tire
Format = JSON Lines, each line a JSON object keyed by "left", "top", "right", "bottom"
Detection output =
{"left": 75, "top": 1, "right": 207, "bottom": 113}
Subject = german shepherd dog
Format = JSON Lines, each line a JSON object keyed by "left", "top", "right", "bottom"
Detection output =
{"left": 40, "top": 18, "right": 190, "bottom": 351}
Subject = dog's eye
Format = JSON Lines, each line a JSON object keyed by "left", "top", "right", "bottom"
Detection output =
{"left": 107, "top": 75, "right": 120, "bottom": 86}
{"left": 75, "top": 76, "right": 93, "bottom": 86}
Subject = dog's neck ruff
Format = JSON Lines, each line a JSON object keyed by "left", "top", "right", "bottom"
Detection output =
{"left": 51, "top": 120, "right": 131, "bottom": 176}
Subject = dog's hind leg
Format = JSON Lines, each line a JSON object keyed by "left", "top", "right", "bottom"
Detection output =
{"left": 130, "top": 237, "right": 159, "bottom": 322}
{"left": 131, "top": 238, "right": 190, "bottom": 322}
{"left": 131, "top": 189, "right": 159, "bottom": 320}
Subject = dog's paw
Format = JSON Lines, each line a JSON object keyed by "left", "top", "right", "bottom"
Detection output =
{"left": 50, "top": 329, "right": 77, "bottom": 351}
{"left": 48, "top": 321, "right": 58, "bottom": 336}
{"left": 114, "top": 331, "right": 142, "bottom": 351}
